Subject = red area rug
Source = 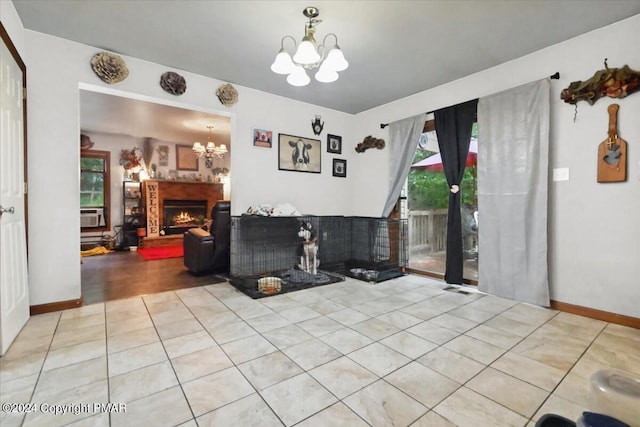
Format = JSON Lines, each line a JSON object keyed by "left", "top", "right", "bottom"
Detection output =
{"left": 136, "top": 245, "right": 184, "bottom": 261}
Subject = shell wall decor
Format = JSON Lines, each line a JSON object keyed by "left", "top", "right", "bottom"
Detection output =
{"left": 160, "top": 71, "right": 187, "bottom": 95}
{"left": 90, "top": 52, "right": 129, "bottom": 84}
{"left": 216, "top": 83, "right": 239, "bottom": 106}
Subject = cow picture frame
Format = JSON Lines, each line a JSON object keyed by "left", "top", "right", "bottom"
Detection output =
{"left": 333, "top": 158, "right": 347, "bottom": 178}
{"left": 278, "top": 133, "right": 321, "bottom": 173}
{"left": 327, "top": 134, "right": 342, "bottom": 154}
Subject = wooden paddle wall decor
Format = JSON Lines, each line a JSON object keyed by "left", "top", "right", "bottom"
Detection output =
{"left": 597, "top": 104, "right": 627, "bottom": 183}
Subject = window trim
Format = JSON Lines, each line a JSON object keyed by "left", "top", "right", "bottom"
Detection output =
{"left": 80, "top": 149, "right": 110, "bottom": 232}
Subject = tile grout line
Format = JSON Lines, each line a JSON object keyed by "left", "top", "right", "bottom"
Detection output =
{"left": 202, "top": 281, "right": 386, "bottom": 426}
{"left": 411, "top": 300, "right": 559, "bottom": 424}
{"left": 22, "top": 311, "right": 62, "bottom": 426}
{"left": 204, "top": 281, "right": 376, "bottom": 426}
{"left": 181, "top": 283, "right": 290, "bottom": 426}
{"left": 140, "top": 291, "right": 200, "bottom": 426}
{"left": 102, "top": 303, "right": 113, "bottom": 427}
{"left": 524, "top": 318, "right": 610, "bottom": 425}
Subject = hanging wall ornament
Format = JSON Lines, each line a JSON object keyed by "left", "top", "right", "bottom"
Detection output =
{"left": 561, "top": 58, "right": 640, "bottom": 106}
{"left": 160, "top": 71, "right": 187, "bottom": 95}
{"left": 90, "top": 51, "right": 129, "bottom": 84}
{"left": 216, "top": 83, "right": 239, "bottom": 106}
{"left": 355, "top": 135, "right": 385, "bottom": 153}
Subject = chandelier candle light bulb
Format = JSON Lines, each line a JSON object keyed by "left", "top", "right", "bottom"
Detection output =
{"left": 324, "top": 46, "right": 349, "bottom": 72}
{"left": 293, "top": 34, "right": 321, "bottom": 65}
{"left": 271, "top": 47, "right": 297, "bottom": 75}
{"left": 271, "top": 6, "right": 348, "bottom": 86}
{"left": 287, "top": 65, "right": 311, "bottom": 86}
{"left": 315, "top": 62, "right": 338, "bottom": 83}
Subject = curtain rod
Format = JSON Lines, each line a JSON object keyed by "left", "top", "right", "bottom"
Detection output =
{"left": 379, "top": 72, "right": 560, "bottom": 129}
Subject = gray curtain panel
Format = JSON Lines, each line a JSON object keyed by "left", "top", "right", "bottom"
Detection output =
{"left": 477, "top": 79, "right": 550, "bottom": 307}
{"left": 382, "top": 113, "right": 427, "bottom": 217}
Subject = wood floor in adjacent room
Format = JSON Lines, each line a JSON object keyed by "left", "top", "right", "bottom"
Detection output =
{"left": 81, "top": 250, "right": 225, "bottom": 305}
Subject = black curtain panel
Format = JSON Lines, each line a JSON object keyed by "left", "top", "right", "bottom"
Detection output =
{"left": 434, "top": 98, "right": 478, "bottom": 284}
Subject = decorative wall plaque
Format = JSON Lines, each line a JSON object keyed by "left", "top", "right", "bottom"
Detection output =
{"left": 597, "top": 104, "right": 627, "bottom": 183}
{"left": 160, "top": 71, "right": 186, "bottom": 95}
{"left": 355, "top": 135, "right": 385, "bottom": 153}
{"left": 216, "top": 83, "right": 238, "bottom": 106}
{"left": 90, "top": 52, "right": 129, "bottom": 84}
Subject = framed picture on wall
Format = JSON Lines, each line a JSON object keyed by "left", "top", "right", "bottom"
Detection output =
{"left": 278, "top": 133, "right": 321, "bottom": 173}
{"left": 253, "top": 129, "right": 272, "bottom": 148}
{"left": 333, "top": 158, "right": 347, "bottom": 178}
{"left": 176, "top": 144, "right": 198, "bottom": 171}
{"left": 327, "top": 134, "right": 342, "bottom": 154}
{"left": 157, "top": 145, "right": 170, "bottom": 166}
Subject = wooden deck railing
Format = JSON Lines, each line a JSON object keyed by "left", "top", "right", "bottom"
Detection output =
{"left": 408, "top": 209, "right": 448, "bottom": 252}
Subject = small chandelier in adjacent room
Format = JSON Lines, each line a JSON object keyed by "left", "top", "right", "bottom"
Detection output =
{"left": 271, "top": 6, "right": 349, "bottom": 86}
{"left": 192, "top": 125, "right": 227, "bottom": 162}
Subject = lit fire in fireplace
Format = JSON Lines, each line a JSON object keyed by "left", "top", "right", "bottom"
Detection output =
{"left": 173, "top": 211, "right": 194, "bottom": 225}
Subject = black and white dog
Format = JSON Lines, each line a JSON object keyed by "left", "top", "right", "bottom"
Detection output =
{"left": 289, "top": 139, "right": 312, "bottom": 170}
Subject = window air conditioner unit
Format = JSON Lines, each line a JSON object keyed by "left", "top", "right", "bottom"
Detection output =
{"left": 81, "top": 208, "right": 105, "bottom": 228}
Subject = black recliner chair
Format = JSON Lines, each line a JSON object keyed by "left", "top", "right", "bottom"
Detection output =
{"left": 183, "top": 201, "right": 230, "bottom": 274}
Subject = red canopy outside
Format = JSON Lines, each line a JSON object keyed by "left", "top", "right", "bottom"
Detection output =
{"left": 411, "top": 138, "right": 478, "bottom": 171}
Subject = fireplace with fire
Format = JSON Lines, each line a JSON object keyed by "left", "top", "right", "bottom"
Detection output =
{"left": 163, "top": 199, "right": 207, "bottom": 235}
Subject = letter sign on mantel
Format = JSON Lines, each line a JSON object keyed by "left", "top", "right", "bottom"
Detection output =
{"left": 146, "top": 181, "right": 160, "bottom": 237}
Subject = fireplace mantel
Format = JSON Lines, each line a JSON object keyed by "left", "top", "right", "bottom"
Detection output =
{"left": 142, "top": 180, "right": 223, "bottom": 237}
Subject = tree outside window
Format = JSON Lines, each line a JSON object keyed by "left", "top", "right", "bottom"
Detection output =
{"left": 81, "top": 150, "right": 110, "bottom": 230}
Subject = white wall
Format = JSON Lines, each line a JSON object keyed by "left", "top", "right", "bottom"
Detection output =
{"left": 0, "top": 1, "right": 24, "bottom": 53}
{"left": 356, "top": 15, "right": 640, "bottom": 318}
{"left": 22, "top": 30, "right": 355, "bottom": 306}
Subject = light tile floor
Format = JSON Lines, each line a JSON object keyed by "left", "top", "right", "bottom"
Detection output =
{"left": 1, "top": 275, "right": 638, "bottom": 427}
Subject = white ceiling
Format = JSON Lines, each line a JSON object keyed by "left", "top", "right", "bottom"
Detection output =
{"left": 12, "top": 1, "right": 640, "bottom": 114}
{"left": 79, "top": 90, "right": 231, "bottom": 145}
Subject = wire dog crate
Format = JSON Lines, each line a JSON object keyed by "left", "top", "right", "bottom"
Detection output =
{"left": 343, "top": 217, "right": 408, "bottom": 283}
{"left": 229, "top": 215, "right": 344, "bottom": 298}
{"left": 229, "top": 215, "right": 408, "bottom": 298}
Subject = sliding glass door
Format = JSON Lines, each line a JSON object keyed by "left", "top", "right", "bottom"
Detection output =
{"left": 405, "top": 123, "right": 478, "bottom": 281}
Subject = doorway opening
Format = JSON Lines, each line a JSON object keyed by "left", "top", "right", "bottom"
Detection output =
{"left": 79, "top": 88, "right": 231, "bottom": 304}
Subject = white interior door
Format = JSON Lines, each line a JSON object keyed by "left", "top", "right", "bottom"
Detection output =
{"left": 0, "top": 32, "right": 29, "bottom": 355}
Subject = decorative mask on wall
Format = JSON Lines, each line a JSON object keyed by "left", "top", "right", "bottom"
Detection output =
{"left": 311, "top": 115, "right": 324, "bottom": 135}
